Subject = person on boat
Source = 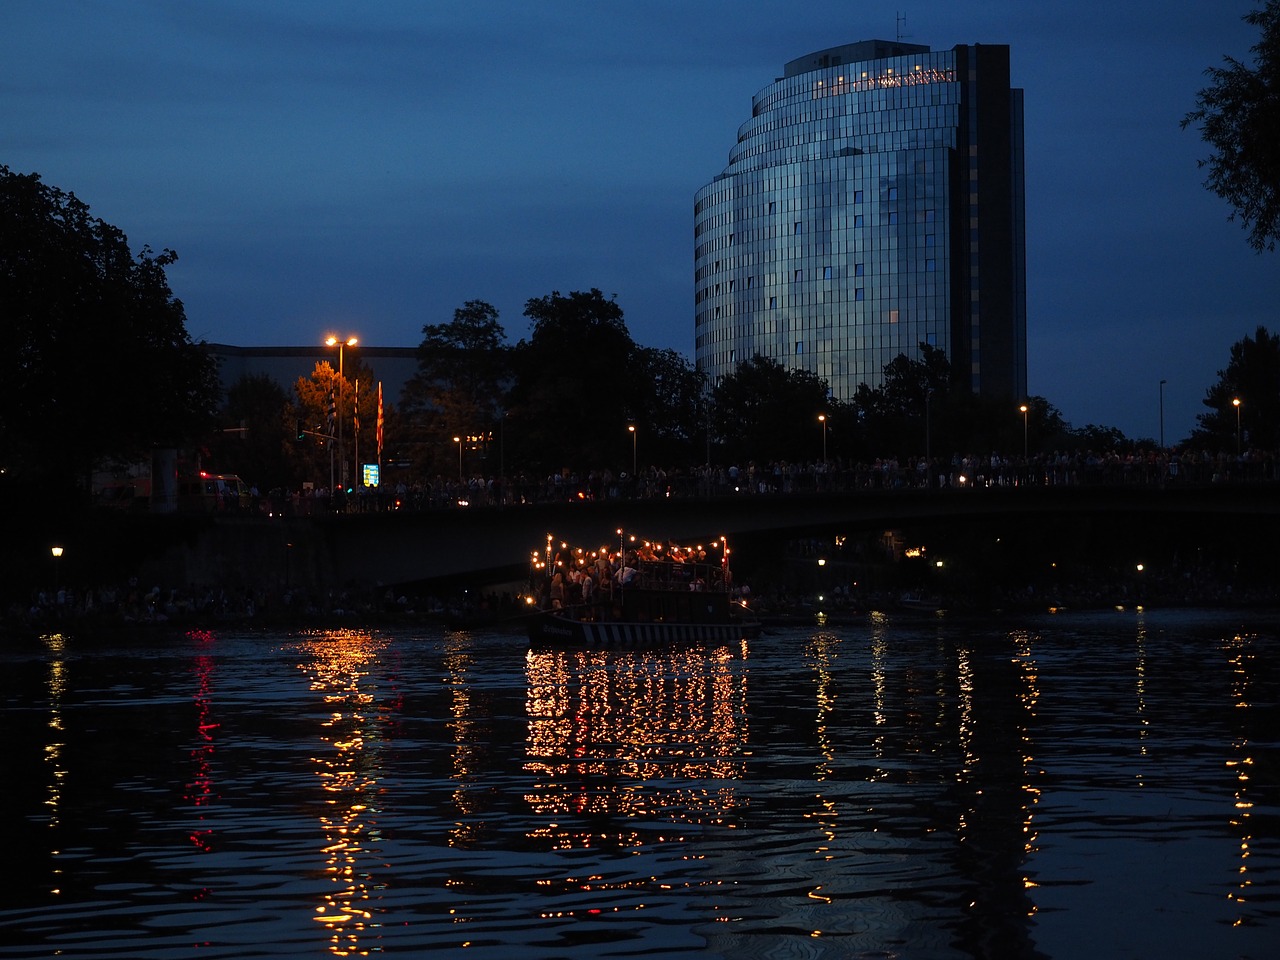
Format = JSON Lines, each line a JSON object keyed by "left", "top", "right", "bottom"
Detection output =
{"left": 550, "top": 572, "right": 565, "bottom": 609}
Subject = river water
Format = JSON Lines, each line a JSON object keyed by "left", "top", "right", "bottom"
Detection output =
{"left": 0, "top": 608, "right": 1275, "bottom": 959}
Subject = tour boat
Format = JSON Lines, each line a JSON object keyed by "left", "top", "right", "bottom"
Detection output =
{"left": 525, "top": 533, "right": 759, "bottom": 648}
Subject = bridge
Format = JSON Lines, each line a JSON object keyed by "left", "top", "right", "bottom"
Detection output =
{"left": 273, "top": 482, "right": 1279, "bottom": 591}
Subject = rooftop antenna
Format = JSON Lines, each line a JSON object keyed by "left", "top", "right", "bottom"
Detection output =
{"left": 896, "top": 12, "right": 911, "bottom": 42}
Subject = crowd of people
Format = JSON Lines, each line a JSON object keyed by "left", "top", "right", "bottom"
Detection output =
{"left": 255, "top": 444, "right": 1277, "bottom": 514}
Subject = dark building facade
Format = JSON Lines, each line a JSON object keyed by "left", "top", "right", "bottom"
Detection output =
{"left": 694, "top": 40, "right": 1026, "bottom": 400}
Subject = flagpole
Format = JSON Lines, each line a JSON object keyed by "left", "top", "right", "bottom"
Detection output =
{"left": 354, "top": 377, "right": 360, "bottom": 491}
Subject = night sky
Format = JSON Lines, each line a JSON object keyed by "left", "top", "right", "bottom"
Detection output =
{"left": 3, "top": 0, "right": 1276, "bottom": 444}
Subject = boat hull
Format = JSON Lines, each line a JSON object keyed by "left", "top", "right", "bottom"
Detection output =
{"left": 528, "top": 611, "right": 749, "bottom": 648}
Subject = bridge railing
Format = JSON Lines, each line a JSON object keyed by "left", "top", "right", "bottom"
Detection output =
{"left": 261, "top": 448, "right": 1277, "bottom": 515}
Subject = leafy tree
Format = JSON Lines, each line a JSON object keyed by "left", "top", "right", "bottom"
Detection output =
{"left": 507, "top": 289, "right": 638, "bottom": 473}
{"left": 292, "top": 358, "right": 379, "bottom": 489}
{"left": 710, "top": 355, "right": 833, "bottom": 463}
{"left": 1182, "top": 0, "right": 1280, "bottom": 252}
{"left": 851, "top": 343, "right": 953, "bottom": 457}
{"left": 629, "top": 346, "right": 706, "bottom": 465}
{"left": 0, "top": 165, "right": 220, "bottom": 492}
{"left": 1190, "top": 325, "right": 1280, "bottom": 450}
{"left": 400, "top": 300, "right": 509, "bottom": 479}
{"left": 203, "top": 373, "right": 297, "bottom": 490}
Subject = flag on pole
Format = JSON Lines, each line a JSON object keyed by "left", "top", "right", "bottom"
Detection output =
{"left": 376, "top": 381, "right": 384, "bottom": 456}
{"left": 353, "top": 378, "right": 360, "bottom": 436}
{"left": 326, "top": 388, "right": 336, "bottom": 438}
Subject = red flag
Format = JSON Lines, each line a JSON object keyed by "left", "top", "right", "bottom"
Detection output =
{"left": 376, "top": 382, "right": 384, "bottom": 456}
{"left": 353, "top": 379, "right": 360, "bottom": 436}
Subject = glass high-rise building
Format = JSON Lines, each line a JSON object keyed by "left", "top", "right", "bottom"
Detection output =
{"left": 694, "top": 40, "right": 1026, "bottom": 401}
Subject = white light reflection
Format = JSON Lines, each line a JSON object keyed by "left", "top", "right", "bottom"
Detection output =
{"left": 1008, "top": 629, "right": 1042, "bottom": 909}
{"left": 297, "top": 629, "right": 391, "bottom": 958}
{"left": 1222, "top": 631, "right": 1256, "bottom": 926}
{"left": 805, "top": 633, "right": 841, "bottom": 864}
{"left": 443, "top": 630, "right": 489, "bottom": 849}
{"left": 1135, "top": 610, "right": 1150, "bottom": 772}
{"left": 42, "top": 632, "right": 67, "bottom": 896}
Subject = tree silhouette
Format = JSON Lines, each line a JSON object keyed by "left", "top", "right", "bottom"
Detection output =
{"left": 1183, "top": 1, "right": 1280, "bottom": 252}
{"left": 1, "top": 165, "right": 219, "bottom": 492}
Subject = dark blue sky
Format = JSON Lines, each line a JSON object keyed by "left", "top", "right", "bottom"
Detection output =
{"left": 3, "top": 0, "right": 1276, "bottom": 443}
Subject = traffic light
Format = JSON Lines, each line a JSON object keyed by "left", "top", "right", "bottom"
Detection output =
{"left": 296, "top": 419, "right": 305, "bottom": 441}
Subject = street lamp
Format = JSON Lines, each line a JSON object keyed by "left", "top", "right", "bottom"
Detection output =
{"left": 51, "top": 545, "right": 63, "bottom": 593}
{"left": 628, "top": 424, "right": 637, "bottom": 476}
{"left": 1233, "top": 397, "right": 1242, "bottom": 454}
{"left": 453, "top": 435, "right": 463, "bottom": 481}
{"left": 1159, "top": 379, "right": 1167, "bottom": 450}
{"left": 818, "top": 413, "right": 827, "bottom": 463}
{"left": 325, "top": 335, "right": 358, "bottom": 491}
{"left": 1019, "top": 404, "right": 1029, "bottom": 458}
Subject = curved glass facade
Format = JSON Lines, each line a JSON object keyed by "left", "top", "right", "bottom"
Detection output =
{"left": 694, "top": 40, "right": 1026, "bottom": 401}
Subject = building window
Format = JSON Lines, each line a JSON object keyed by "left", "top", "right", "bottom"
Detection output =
{"left": 769, "top": 296, "right": 777, "bottom": 308}
{"left": 925, "top": 208, "right": 936, "bottom": 222}
{"left": 854, "top": 214, "right": 864, "bottom": 227}
{"left": 926, "top": 332, "right": 937, "bottom": 346}
{"left": 925, "top": 234, "right": 935, "bottom": 247}
{"left": 926, "top": 259, "right": 937, "bottom": 271}
{"left": 794, "top": 269, "right": 803, "bottom": 282}
{"left": 888, "top": 211, "right": 898, "bottom": 224}
{"left": 854, "top": 287, "right": 865, "bottom": 301}
{"left": 823, "top": 266, "right": 832, "bottom": 279}
{"left": 796, "top": 341, "right": 804, "bottom": 355}
{"left": 889, "top": 309, "right": 899, "bottom": 324}
{"left": 746, "top": 275, "right": 753, "bottom": 288}
{"left": 769, "top": 201, "right": 776, "bottom": 214}
{"left": 854, "top": 190, "right": 864, "bottom": 203}
{"left": 888, "top": 186, "right": 899, "bottom": 200}
{"left": 794, "top": 221, "right": 803, "bottom": 235}
{"left": 854, "top": 262, "right": 864, "bottom": 276}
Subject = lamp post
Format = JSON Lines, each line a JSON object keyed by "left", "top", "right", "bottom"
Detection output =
{"left": 1019, "top": 404, "right": 1029, "bottom": 458}
{"left": 454, "top": 435, "right": 463, "bottom": 481}
{"left": 51, "top": 545, "right": 63, "bottom": 595}
{"left": 818, "top": 414, "right": 827, "bottom": 463}
{"left": 1233, "top": 397, "right": 1242, "bottom": 454}
{"left": 325, "top": 335, "right": 358, "bottom": 491}
{"left": 1159, "top": 379, "right": 1167, "bottom": 450}
{"left": 628, "top": 425, "right": 637, "bottom": 477}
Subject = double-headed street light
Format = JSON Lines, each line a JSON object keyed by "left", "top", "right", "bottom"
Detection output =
{"left": 325, "top": 335, "right": 358, "bottom": 491}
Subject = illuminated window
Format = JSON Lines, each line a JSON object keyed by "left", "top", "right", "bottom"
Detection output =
{"left": 796, "top": 341, "right": 804, "bottom": 355}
